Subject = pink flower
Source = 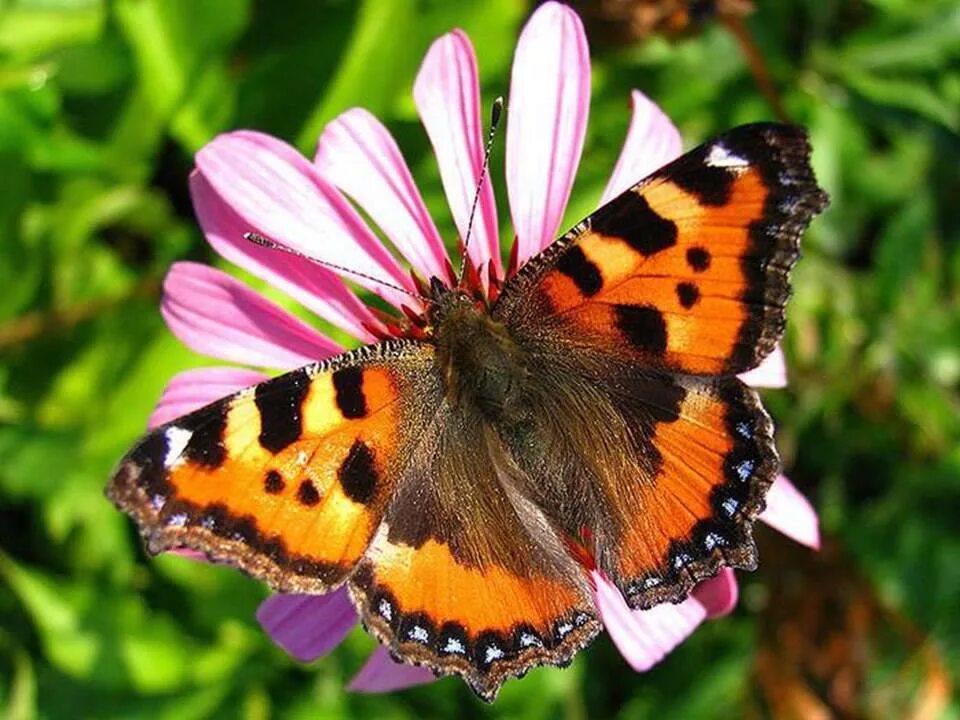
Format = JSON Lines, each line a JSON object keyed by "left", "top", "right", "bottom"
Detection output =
{"left": 152, "top": 1, "right": 820, "bottom": 695}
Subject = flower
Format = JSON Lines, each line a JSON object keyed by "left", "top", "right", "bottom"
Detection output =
{"left": 151, "top": 0, "right": 820, "bottom": 694}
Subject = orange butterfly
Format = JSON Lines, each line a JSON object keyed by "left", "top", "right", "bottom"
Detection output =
{"left": 108, "top": 123, "right": 827, "bottom": 700}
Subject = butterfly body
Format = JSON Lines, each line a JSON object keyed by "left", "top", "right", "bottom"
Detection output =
{"left": 431, "top": 290, "right": 529, "bottom": 423}
{"left": 108, "top": 123, "right": 828, "bottom": 701}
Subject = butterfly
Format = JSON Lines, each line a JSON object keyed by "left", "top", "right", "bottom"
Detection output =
{"left": 108, "top": 122, "right": 828, "bottom": 701}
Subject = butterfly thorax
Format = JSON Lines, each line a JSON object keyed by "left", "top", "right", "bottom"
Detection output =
{"left": 430, "top": 289, "right": 528, "bottom": 423}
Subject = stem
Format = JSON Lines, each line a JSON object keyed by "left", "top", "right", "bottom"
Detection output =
{"left": 721, "top": 12, "right": 792, "bottom": 124}
{"left": 0, "top": 276, "right": 161, "bottom": 350}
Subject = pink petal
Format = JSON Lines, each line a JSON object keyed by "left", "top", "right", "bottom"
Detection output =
{"left": 348, "top": 645, "right": 436, "bottom": 694}
{"left": 739, "top": 346, "right": 788, "bottom": 388}
{"left": 506, "top": 1, "right": 590, "bottom": 265}
{"left": 161, "top": 261, "right": 341, "bottom": 370}
{"left": 592, "top": 570, "right": 707, "bottom": 672}
{"left": 760, "top": 475, "right": 821, "bottom": 550}
{"left": 599, "top": 90, "right": 683, "bottom": 205}
{"left": 691, "top": 568, "right": 739, "bottom": 618}
{"left": 195, "top": 131, "right": 417, "bottom": 310}
{"left": 315, "top": 108, "right": 451, "bottom": 283}
{"left": 414, "top": 30, "right": 500, "bottom": 282}
{"left": 190, "top": 173, "right": 381, "bottom": 343}
{"left": 148, "top": 366, "right": 268, "bottom": 429}
{"left": 256, "top": 590, "right": 358, "bottom": 663}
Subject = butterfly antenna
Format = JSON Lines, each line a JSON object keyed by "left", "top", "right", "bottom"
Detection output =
{"left": 457, "top": 96, "right": 504, "bottom": 285}
{"left": 243, "top": 232, "right": 433, "bottom": 305}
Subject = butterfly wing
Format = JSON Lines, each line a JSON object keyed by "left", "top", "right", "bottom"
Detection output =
{"left": 495, "top": 123, "right": 828, "bottom": 376}
{"left": 350, "top": 409, "right": 598, "bottom": 701}
{"left": 107, "top": 340, "right": 438, "bottom": 593}
{"left": 492, "top": 123, "right": 827, "bottom": 607}
{"left": 604, "top": 375, "right": 777, "bottom": 607}
{"left": 109, "top": 340, "right": 599, "bottom": 700}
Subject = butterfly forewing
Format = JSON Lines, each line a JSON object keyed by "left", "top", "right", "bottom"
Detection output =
{"left": 495, "top": 123, "right": 828, "bottom": 377}
{"left": 107, "top": 341, "right": 436, "bottom": 593}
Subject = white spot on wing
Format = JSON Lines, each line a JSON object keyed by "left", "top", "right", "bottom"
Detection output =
{"left": 519, "top": 632, "right": 543, "bottom": 648}
{"left": 378, "top": 598, "right": 393, "bottom": 621}
{"left": 442, "top": 637, "right": 465, "bottom": 654}
{"left": 704, "top": 532, "right": 726, "bottom": 550}
{"left": 706, "top": 143, "right": 749, "bottom": 169}
{"left": 164, "top": 426, "right": 193, "bottom": 468}
{"left": 484, "top": 644, "right": 504, "bottom": 664}
{"left": 722, "top": 497, "right": 740, "bottom": 516}
{"left": 408, "top": 625, "right": 429, "bottom": 643}
{"left": 736, "top": 459, "right": 755, "bottom": 481}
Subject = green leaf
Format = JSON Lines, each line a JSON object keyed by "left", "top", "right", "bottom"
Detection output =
{"left": 838, "top": 7, "right": 960, "bottom": 72}
{"left": 295, "top": 0, "right": 421, "bottom": 152}
{"left": 839, "top": 68, "right": 959, "bottom": 131}
{"left": 0, "top": 633, "right": 37, "bottom": 720}
{"left": 0, "top": 2, "right": 105, "bottom": 61}
{"left": 873, "top": 193, "right": 933, "bottom": 313}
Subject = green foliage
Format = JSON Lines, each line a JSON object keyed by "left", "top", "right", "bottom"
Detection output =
{"left": 1, "top": 0, "right": 958, "bottom": 717}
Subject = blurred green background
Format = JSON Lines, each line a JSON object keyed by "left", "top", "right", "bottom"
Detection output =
{"left": 1, "top": 0, "right": 958, "bottom": 717}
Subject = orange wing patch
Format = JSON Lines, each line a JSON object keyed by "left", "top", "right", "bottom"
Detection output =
{"left": 497, "top": 123, "right": 828, "bottom": 377}
{"left": 107, "top": 340, "right": 435, "bottom": 594}
{"left": 345, "top": 409, "right": 600, "bottom": 702}
{"left": 351, "top": 533, "right": 598, "bottom": 702}
{"left": 603, "top": 377, "right": 778, "bottom": 609}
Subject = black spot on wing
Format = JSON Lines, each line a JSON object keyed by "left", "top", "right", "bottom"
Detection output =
{"left": 332, "top": 366, "right": 367, "bottom": 419}
{"left": 179, "top": 404, "right": 228, "bottom": 469}
{"left": 614, "top": 304, "right": 668, "bottom": 355}
{"left": 264, "top": 470, "right": 285, "bottom": 494}
{"left": 686, "top": 246, "right": 711, "bottom": 272}
{"left": 592, "top": 193, "right": 678, "bottom": 256}
{"left": 555, "top": 245, "right": 602, "bottom": 296}
{"left": 338, "top": 440, "right": 378, "bottom": 505}
{"left": 296, "top": 480, "right": 320, "bottom": 506}
{"left": 666, "top": 143, "right": 736, "bottom": 206}
{"left": 255, "top": 369, "right": 310, "bottom": 453}
{"left": 125, "top": 429, "right": 170, "bottom": 498}
{"left": 676, "top": 282, "right": 700, "bottom": 309}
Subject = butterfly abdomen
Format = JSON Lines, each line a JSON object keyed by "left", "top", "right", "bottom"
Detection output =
{"left": 433, "top": 293, "right": 529, "bottom": 423}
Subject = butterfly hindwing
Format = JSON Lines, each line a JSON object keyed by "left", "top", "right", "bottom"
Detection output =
{"left": 350, "top": 401, "right": 599, "bottom": 701}
{"left": 495, "top": 123, "right": 828, "bottom": 377}
{"left": 482, "top": 351, "right": 778, "bottom": 611}
{"left": 597, "top": 374, "right": 778, "bottom": 608}
{"left": 107, "top": 340, "right": 438, "bottom": 593}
